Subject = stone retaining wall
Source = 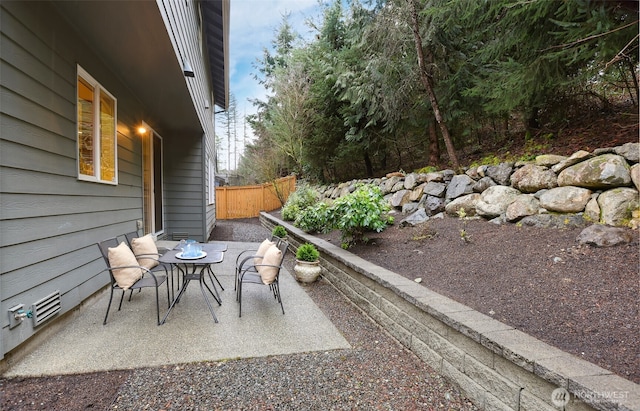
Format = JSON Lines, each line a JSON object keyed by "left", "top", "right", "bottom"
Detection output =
{"left": 261, "top": 212, "right": 639, "bottom": 411}
{"left": 310, "top": 143, "right": 639, "bottom": 231}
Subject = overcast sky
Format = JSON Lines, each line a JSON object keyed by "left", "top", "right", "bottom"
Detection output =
{"left": 216, "top": 0, "right": 321, "bottom": 170}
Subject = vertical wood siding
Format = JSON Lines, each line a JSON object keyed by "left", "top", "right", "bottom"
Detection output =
{"left": 215, "top": 176, "right": 297, "bottom": 219}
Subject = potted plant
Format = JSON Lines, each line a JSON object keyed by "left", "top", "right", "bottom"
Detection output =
{"left": 294, "top": 243, "right": 321, "bottom": 283}
{"left": 272, "top": 225, "right": 287, "bottom": 240}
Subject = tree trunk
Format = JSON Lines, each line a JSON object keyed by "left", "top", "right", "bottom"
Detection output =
{"left": 428, "top": 120, "right": 440, "bottom": 167}
{"left": 363, "top": 150, "right": 374, "bottom": 177}
{"left": 625, "top": 59, "right": 639, "bottom": 106}
{"left": 407, "top": 0, "right": 459, "bottom": 170}
{"left": 527, "top": 106, "right": 540, "bottom": 130}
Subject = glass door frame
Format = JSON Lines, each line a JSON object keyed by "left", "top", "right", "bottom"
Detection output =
{"left": 141, "top": 122, "right": 164, "bottom": 236}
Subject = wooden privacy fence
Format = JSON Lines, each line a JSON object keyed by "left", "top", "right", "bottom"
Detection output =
{"left": 215, "top": 175, "right": 296, "bottom": 219}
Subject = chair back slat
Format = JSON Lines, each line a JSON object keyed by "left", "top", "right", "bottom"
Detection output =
{"left": 123, "top": 232, "right": 139, "bottom": 248}
{"left": 276, "top": 240, "right": 289, "bottom": 264}
{"left": 98, "top": 238, "right": 120, "bottom": 265}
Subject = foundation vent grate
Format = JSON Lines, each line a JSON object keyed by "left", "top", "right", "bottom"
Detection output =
{"left": 32, "top": 290, "right": 61, "bottom": 326}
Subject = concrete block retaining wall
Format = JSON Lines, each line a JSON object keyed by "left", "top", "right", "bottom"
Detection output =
{"left": 261, "top": 212, "right": 639, "bottom": 411}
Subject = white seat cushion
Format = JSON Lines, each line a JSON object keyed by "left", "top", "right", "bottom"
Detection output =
{"left": 131, "top": 234, "right": 160, "bottom": 269}
{"left": 258, "top": 244, "right": 282, "bottom": 285}
{"left": 254, "top": 238, "right": 275, "bottom": 266}
{"left": 108, "top": 242, "right": 143, "bottom": 290}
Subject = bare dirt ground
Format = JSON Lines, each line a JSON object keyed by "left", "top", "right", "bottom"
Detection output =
{"left": 313, "top": 215, "right": 640, "bottom": 384}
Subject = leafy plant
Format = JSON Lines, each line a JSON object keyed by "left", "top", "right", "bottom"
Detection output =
{"left": 272, "top": 225, "right": 287, "bottom": 238}
{"left": 294, "top": 201, "right": 331, "bottom": 234}
{"left": 281, "top": 184, "right": 318, "bottom": 221}
{"left": 296, "top": 243, "right": 320, "bottom": 262}
{"left": 328, "top": 184, "right": 392, "bottom": 249}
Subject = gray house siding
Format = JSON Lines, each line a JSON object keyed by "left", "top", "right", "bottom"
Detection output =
{"left": 157, "top": 0, "right": 220, "bottom": 242}
{"left": 1, "top": 0, "right": 227, "bottom": 360}
{"left": 163, "top": 134, "right": 207, "bottom": 241}
{"left": 1, "top": 1, "right": 148, "bottom": 357}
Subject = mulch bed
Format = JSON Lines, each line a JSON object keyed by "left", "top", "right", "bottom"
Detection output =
{"left": 311, "top": 215, "right": 640, "bottom": 384}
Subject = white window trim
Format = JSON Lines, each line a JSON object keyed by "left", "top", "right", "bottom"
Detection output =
{"left": 76, "top": 65, "right": 118, "bottom": 185}
{"left": 208, "top": 154, "right": 215, "bottom": 205}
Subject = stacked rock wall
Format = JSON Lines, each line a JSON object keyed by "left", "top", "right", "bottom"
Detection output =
{"left": 313, "top": 143, "right": 640, "bottom": 230}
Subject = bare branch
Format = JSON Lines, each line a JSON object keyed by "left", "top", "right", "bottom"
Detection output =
{"left": 540, "top": 19, "right": 639, "bottom": 52}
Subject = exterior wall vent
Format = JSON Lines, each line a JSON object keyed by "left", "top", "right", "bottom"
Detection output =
{"left": 32, "top": 291, "right": 61, "bottom": 326}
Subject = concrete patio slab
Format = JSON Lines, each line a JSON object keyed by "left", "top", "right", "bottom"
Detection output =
{"left": 3, "top": 241, "right": 351, "bottom": 377}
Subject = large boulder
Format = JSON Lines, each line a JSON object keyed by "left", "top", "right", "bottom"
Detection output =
{"left": 404, "top": 173, "right": 419, "bottom": 190}
{"left": 539, "top": 186, "right": 592, "bottom": 213}
{"left": 445, "top": 174, "right": 475, "bottom": 200}
{"left": 381, "top": 176, "right": 403, "bottom": 195}
{"left": 442, "top": 169, "right": 456, "bottom": 182}
{"left": 421, "top": 195, "right": 445, "bottom": 215}
{"left": 399, "top": 208, "right": 429, "bottom": 227}
{"left": 597, "top": 187, "right": 640, "bottom": 226}
{"left": 409, "top": 184, "right": 425, "bottom": 202}
{"left": 510, "top": 164, "right": 558, "bottom": 193}
{"left": 485, "top": 162, "right": 514, "bottom": 186}
{"left": 631, "top": 163, "right": 640, "bottom": 191}
{"left": 424, "top": 172, "right": 445, "bottom": 183}
{"left": 338, "top": 182, "right": 356, "bottom": 197}
{"left": 577, "top": 224, "right": 635, "bottom": 247}
{"left": 390, "top": 189, "right": 411, "bottom": 208}
{"left": 552, "top": 150, "right": 592, "bottom": 173}
{"left": 391, "top": 180, "right": 406, "bottom": 192}
{"left": 613, "top": 142, "right": 640, "bottom": 163}
{"left": 423, "top": 181, "right": 447, "bottom": 197}
{"left": 445, "top": 193, "right": 481, "bottom": 216}
{"left": 475, "top": 186, "right": 521, "bottom": 218}
{"left": 473, "top": 176, "right": 496, "bottom": 193}
{"left": 465, "top": 167, "right": 481, "bottom": 180}
{"left": 506, "top": 194, "right": 540, "bottom": 222}
{"left": 402, "top": 202, "right": 419, "bottom": 214}
{"left": 584, "top": 195, "right": 601, "bottom": 223}
{"left": 557, "top": 154, "right": 631, "bottom": 189}
{"left": 520, "top": 214, "right": 586, "bottom": 228}
{"left": 535, "top": 154, "right": 567, "bottom": 167}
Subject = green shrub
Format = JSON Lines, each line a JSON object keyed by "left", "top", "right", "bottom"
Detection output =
{"left": 295, "top": 243, "right": 319, "bottom": 262}
{"left": 468, "top": 154, "right": 503, "bottom": 169}
{"left": 328, "top": 184, "right": 392, "bottom": 249}
{"left": 294, "top": 201, "right": 331, "bottom": 234}
{"left": 281, "top": 184, "right": 318, "bottom": 221}
{"left": 415, "top": 165, "right": 438, "bottom": 174}
{"left": 272, "top": 225, "right": 287, "bottom": 238}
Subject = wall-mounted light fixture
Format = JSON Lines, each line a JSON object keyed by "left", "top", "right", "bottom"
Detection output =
{"left": 204, "top": 99, "right": 210, "bottom": 109}
{"left": 137, "top": 126, "right": 147, "bottom": 135}
{"left": 183, "top": 60, "right": 195, "bottom": 77}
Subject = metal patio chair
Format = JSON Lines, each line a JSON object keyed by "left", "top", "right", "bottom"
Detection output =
{"left": 124, "top": 231, "right": 175, "bottom": 298}
{"left": 233, "top": 235, "right": 283, "bottom": 291}
{"left": 236, "top": 239, "right": 289, "bottom": 317}
{"left": 97, "top": 238, "right": 170, "bottom": 325}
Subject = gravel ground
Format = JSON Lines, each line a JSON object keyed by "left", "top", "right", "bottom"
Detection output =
{"left": 1, "top": 218, "right": 478, "bottom": 410}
